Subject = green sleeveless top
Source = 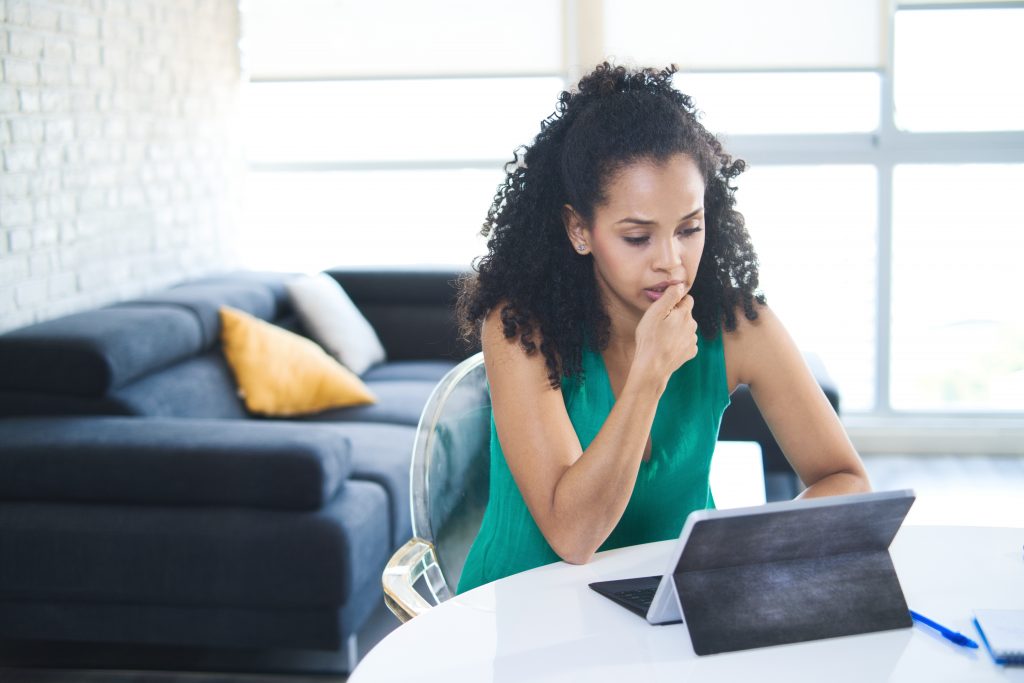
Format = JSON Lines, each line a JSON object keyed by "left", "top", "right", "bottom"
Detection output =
{"left": 457, "top": 331, "right": 730, "bottom": 593}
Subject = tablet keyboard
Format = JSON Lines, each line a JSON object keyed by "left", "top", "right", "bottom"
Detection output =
{"left": 589, "top": 575, "right": 664, "bottom": 619}
{"left": 614, "top": 586, "right": 657, "bottom": 610}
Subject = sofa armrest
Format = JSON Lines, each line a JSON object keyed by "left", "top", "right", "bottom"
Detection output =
{"left": 326, "top": 268, "right": 476, "bottom": 362}
{"left": 0, "top": 416, "right": 352, "bottom": 510}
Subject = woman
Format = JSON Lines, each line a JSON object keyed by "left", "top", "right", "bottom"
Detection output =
{"left": 456, "top": 63, "right": 870, "bottom": 593}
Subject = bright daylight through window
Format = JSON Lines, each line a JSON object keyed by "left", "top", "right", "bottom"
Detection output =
{"left": 239, "top": 1, "right": 1023, "bottom": 419}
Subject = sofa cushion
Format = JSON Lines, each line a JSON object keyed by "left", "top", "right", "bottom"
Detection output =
{"left": 220, "top": 307, "right": 376, "bottom": 416}
{"left": 0, "top": 417, "right": 352, "bottom": 510}
{"left": 361, "top": 359, "right": 457, "bottom": 383}
{"left": 111, "top": 350, "right": 248, "bottom": 418}
{"left": 0, "top": 305, "right": 204, "bottom": 397}
{"left": 0, "top": 480, "right": 389, "bottom": 610}
{"left": 286, "top": 273, "right": 387, "bottom": 375}
{"left": 0, "top": 600, "right": 352, "bottom": 651}
{"left": 324, "top": 422, "right": 418, "bottom": 546}
{"left": 300, "top": 379, "right": 436, "bottom": 427}
{"left": 177, "top": 271, "right": 295, "bottom": 317}
{"left": 124, "top": 281, "right": 279, "bottom": 347}
{"left": 328, "top": 269, "right": 468, "bottom": 362}
{"left": 0, "top": 390, "right": 134, "bottom": 418}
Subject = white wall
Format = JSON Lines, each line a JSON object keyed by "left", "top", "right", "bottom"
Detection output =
{"left": 0, "top": 0, "right": 243, "bottom": 332}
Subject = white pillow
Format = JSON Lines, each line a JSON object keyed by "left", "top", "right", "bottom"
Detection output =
{"left": 285, "top": 273, "right": 386, "bottom": 376}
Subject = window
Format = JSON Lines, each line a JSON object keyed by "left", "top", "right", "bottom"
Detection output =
{"left": 603, "top": 0, "right": 883, "bottom": 71}
{"left": 240, "top": 169, "right": 501, "bottom": 271}
{"left": 239, "top": 1, "right": 565, "bottom": 272}
{"left": 894, "top": 8, "right": 1024, "bottom": 132}
{"left": 673, "top": 72, "right": 880, "bottom": 135}
{"left": 243, "top": 78, "right": 563, "bottom": 164}
{"left": 891, "top": 164, "right": 1024, "bottom": 410}
{"left": 735, "top": 166, "right": 878, "bottom": 411}
{"left": 241, "top": 0, "right": 563, "bottom": 78}
{"left": 240, "top": 76, "right": 562, "bottom": 271}
{"left": 240, "top": 1, "right": 1024, "bottom": 424}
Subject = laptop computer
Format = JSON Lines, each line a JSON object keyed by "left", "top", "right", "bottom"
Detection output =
{"left": 589, "top": 489, "right": 916, "bottom": 654}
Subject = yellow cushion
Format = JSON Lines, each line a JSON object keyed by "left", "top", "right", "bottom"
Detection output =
{"left": 219, "top": 306, "right": 377, "bottom": 416}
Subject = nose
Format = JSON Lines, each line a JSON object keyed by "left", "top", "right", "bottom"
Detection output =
{"left": 652, "top": 234, "right": 684, "bottom": 273}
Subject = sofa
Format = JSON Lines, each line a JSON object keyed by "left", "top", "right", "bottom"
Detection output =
{"left": 0, "top": 268, "right": 469, "bottom": 672}
{"left": 0, "top": 267, "right": 836, "bottom": 672}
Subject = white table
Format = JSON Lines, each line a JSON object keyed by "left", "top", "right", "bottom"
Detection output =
{"left": 353, "top": 525, "right": 1023, "bottom": 682}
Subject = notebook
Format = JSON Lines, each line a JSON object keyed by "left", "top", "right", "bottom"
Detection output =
{"left": 589, "top": 489, "right": 916, "bottom": 655}
{"left": 974, "top": 609, "right": 1024, "bottom": 665}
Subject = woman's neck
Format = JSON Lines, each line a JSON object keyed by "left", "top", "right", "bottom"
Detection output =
{"left": 593, "top": 277, "right": 642, "bottom": 364}
{"left": 603, "top": 307, "right": 641, "bottom": 367}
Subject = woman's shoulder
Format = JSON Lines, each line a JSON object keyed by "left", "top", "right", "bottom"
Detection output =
{"left": 721, "top": 300, "right": 796, "bottom": 387}
{"left": 482, "top": 302, "right": 563, "bottom": 399}
{"left": 482, "top": 301, "right": 525, "bottom": 344}
{"left": 721, "top": 298, "right": 773, "bottom": 340}
{"left": 481, "top": 302, "right": 546, "bottom": 363}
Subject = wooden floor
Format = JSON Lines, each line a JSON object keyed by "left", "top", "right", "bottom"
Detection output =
{"left": 2, "top": 452, "right": 1021, "bottom": 683}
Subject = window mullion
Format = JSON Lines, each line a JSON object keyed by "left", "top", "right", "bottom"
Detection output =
{"left": 876, "top": 160, "right": 895, "bottom": 417}
{"left": 877, "top": 14, "right": 899, "bottom": 417}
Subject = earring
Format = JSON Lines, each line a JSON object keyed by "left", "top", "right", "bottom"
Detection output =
{"left": 576, "top": 244, "right": 588, "bottom": 253}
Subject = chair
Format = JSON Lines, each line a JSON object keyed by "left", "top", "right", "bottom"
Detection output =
{"left": 382, "top": 352, "right": 491, "bottom": 622}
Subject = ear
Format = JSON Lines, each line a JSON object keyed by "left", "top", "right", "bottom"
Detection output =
{"left": 562, "top": 205, "right": 590, "bottom": 255}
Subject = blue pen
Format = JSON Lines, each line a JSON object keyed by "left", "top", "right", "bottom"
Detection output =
{"left": 910, "top": 610, "right": 979, "bottom": 649}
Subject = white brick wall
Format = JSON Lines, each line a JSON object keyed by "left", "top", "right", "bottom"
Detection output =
{"left": 0, "top": 0, "right": 242, "bottom": 332}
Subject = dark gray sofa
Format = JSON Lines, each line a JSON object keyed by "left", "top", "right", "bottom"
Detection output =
{"left": 0, "top": 268, "right": 468, "bottom": 672}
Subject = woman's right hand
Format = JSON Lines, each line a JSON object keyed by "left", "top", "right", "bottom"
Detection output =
{"left": 631, "top": 283, "right": 698, "bottom": 388}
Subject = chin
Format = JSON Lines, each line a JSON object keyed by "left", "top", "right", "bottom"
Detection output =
{"left": 632, "top": 298, "right": 654, "bottom": 315}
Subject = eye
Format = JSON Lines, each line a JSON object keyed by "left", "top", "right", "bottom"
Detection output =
{"left": 679, "top": 226, "right": 704, "bottom": 237}
{"left": 623, "top": 236, "right": 649, "bottom": 246}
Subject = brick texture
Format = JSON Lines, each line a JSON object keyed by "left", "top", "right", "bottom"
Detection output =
{"left": 0, "top": 0, "right": 242, "bottom": 333}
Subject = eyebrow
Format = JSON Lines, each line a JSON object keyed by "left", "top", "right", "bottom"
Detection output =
{"left": 615, "top": 207, "right": 704, "bottom": 226}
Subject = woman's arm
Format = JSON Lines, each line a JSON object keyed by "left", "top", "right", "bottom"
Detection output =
{"left": 485, "top": 285, "right": 695, "bottom": 564}
{"left": 723, "top": 304, "right": 871, "bottom": 499}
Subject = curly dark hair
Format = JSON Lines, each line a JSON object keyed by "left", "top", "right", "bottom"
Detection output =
{"left": 457, "top": 62, "right": 764, "bottom": 388}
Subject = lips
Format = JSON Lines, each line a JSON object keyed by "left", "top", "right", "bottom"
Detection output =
{"left": 643, "top": 280, "right": 685, "bottom": 302}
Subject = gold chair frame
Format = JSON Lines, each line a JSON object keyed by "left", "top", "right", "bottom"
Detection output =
{"left": 382, "top": 352, "right": 489, "bottom": 622}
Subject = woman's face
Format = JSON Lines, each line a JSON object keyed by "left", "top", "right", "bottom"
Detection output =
{"left": 566, "top": 153, "right": 706, "bottom": 326}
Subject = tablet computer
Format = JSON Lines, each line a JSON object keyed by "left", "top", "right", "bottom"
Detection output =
{"left": 590, "top": 489, "right": 916, "bottom": 654}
